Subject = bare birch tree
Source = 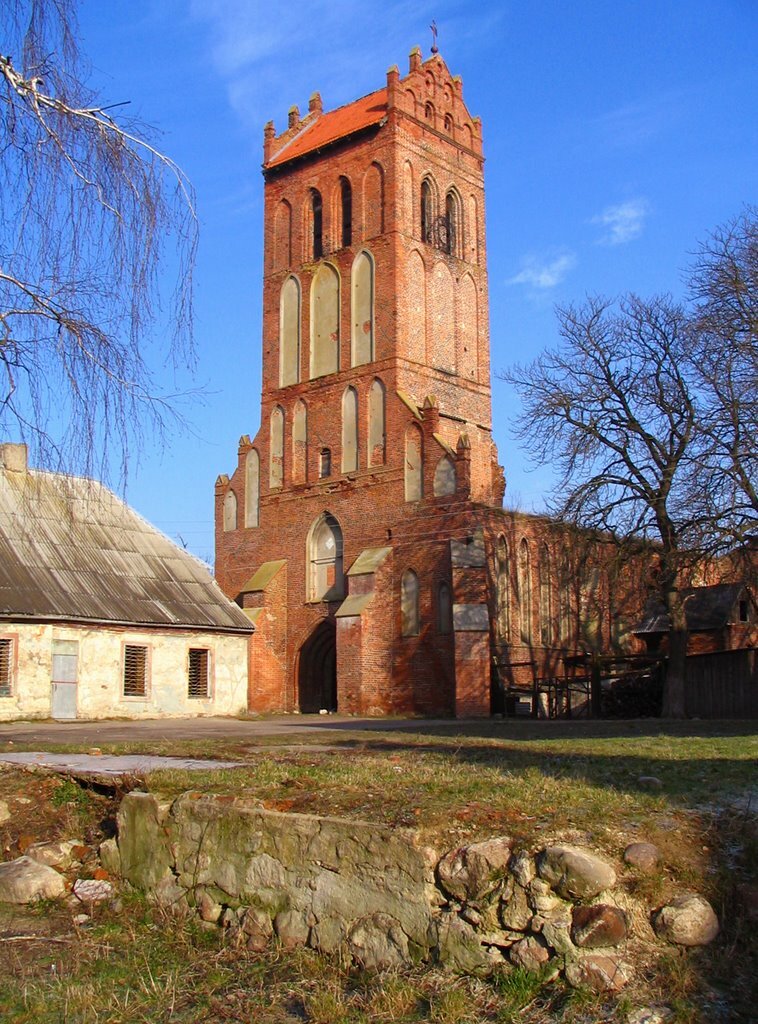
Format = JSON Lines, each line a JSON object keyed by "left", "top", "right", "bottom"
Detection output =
{"left": 0, "top": 0, "right": 197, "bottom": 483}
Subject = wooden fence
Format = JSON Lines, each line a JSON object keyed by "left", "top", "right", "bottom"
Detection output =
{"left": 684, "top": 648, "right": 757, "bottom": 718}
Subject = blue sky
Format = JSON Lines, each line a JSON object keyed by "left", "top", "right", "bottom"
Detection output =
{"left": 74, "top": 0, "right": 756, "bottom": 561}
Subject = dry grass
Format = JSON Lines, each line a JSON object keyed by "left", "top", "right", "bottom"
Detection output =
{"left": 1, "top": 718, "right": 755, "bottom": 1022}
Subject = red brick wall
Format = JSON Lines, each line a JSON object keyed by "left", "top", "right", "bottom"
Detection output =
{"left": 214, "top": 50, "right": 652, "bottom": 717}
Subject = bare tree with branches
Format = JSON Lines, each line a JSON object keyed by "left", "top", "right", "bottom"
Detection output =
{"left": 685, "top": 208, "right": 758, "bottom": 552}
{"left": 503, "top": 212, "right": 757, "bottom": 717}
{"left": 0, "top": 0, "right": 197, "bottom": 483}
{"left": 503, "top": 295, "right": 698, "bottom": 716}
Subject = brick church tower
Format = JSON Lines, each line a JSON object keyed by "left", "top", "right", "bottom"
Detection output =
{"left": 215, "top": 46, "right": 508, "bottom": 716}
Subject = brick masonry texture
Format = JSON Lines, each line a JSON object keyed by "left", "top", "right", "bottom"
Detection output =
{"left": 214, "top": 50, "right": 651, "bottom": 716}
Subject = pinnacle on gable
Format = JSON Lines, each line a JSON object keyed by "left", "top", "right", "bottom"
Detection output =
{"left": 409, "top": 46, "right": 422, "bottom": 72}
{"left": 308, "top": 92, "right": 323, "bottom": 115}
{"left": 287, "top": 105, "right": 300, "bottom": 129}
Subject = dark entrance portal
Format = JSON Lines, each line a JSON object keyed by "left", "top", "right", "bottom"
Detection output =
{"left": 298, "top": 618, "right": 337, "bottom": 713}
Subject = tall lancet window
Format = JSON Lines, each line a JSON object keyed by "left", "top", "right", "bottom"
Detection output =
{"left": 340, "top": 177, "right": 352, "bottom": 248}
{"left": 311, "top": 188, "right": 323, "bottom": 259}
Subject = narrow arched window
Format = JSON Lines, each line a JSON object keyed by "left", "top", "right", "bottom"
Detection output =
{"left": 518, "top": 538, "right": 532, "bottom": 644}
{"left": 433, "top": 455, "right": 456, "bottom": 497}
{"left": 311, "top": 188, "right": 323, "bottom": 259}
{"left": 540, "top": 543, "right": 552, "bottom": 646}
{"left": 244, "top": 449, "right": 259, "bottom": 528}
{"left": 340, "top": 177, "right": 352, "bottom": 248}
{"left": 292, "top": 400, "right": 307, "bottom": 484}
{"left": 401, "top": 569, "right": 420, "bottom": 636}
{"left": 341, "top": 386, "right": 358, "bottom": 473}
{"left": 560, "top": 557, "right": 572, "bottom": 644}
{"left": 496, "top": 536, "right": 510, "bottom": 641}
{"left": 308, "top": 513, "right": 344, "bottom": 601}
{"left": 319, "top": 448, "right": 331, "bottom": 479}
{"left": 444, "top": 113, "right": 453, "bottom": 134}
{"left": 368, "top": 378, "right": 386, "bottom": 466}
{"left": 351, "top": 250, "right": 374, "bottom": 366}
{"left": 310, "top": 263, "right": 340, "bottom": 378}
{"left": 444, "top": 189, "right": 463, "bottom": 258}
{"left": 404, "top": 425, "right": 423, "bottom": 501}
{"left": 421, "top": 180, "right": 432, "bottom": 243}
{"left": 279, "top": 276, "right": 300, "bottom": 387}
{"left": 437, "top": 581, "right": 452, "bottom": 634}
{"left": 270, "top": 406, "right": 284, "bottom": 488}
{"left": 425, "top": 101, "right": 435, "bottom": 124}
{"left": 223, "top": 490, "right": 237, "bottom": 532}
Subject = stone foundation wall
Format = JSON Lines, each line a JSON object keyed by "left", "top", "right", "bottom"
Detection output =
{"left": 112, "top": 792, "right": 719, "bottom": 991}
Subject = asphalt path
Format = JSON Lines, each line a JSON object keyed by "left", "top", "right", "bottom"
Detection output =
{"left": 0, "top": 715, "right": 462, "bottom": 745}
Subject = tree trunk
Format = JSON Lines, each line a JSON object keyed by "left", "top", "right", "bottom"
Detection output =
{"left": 661, "top": 587, "right": 688, "bottom": 717}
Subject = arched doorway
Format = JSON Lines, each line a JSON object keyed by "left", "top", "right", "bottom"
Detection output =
{"left": 297, "top": 618, "right": 337, "bottom": 713}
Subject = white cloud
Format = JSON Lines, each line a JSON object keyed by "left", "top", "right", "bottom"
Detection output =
{"left": 591, "top": 199, "right": 650, "bottom": 245}
{"left": 189, "top": 1, "right": 449, "bottom": 129}
{"left": 507, "top": 251, "right": 577, "bottom": 290}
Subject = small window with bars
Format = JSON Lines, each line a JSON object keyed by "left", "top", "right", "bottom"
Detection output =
{"left": 123, "top": 644, "right": 148, "bottom": 698}
{"left": 188, "top": 648, "right": 210, "bottom": 699}
{"left": 0, "top": 637, "right": 13, "bottom": 697}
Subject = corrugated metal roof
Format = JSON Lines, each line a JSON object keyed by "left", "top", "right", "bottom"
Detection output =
{"left": 0, "top": 466, "right": 253, "bottom": 633}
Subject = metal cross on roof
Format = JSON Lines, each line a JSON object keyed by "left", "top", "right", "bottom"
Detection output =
{"left": 430, "top": 20, "right": 439, "bottom": 54}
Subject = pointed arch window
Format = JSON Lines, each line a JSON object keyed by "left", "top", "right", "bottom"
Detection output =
{"left": 223, "top": 490, "right": 237, "bottom": 532}
{"left": 351, "top": 250, "right": 374, "bottom": 366}
{"left": 401, "top": 569, "right": 420, "bottom": 636}
{"left": 292, "top": 400, "right": 307, "bottom": 483}
{"left": 518, "top": 538, "right": 532, "bottom": 644}
{"left": 340, "top": 177, "right": 352, "bottom": 248}
{"left": 310, "top": 263, "right": 340, "bottom": 378}
{"left": 341, "top": 386, "right": 358, "bottom": 473}
{"left": 421, "top": 179, "right": 433, "bottom": 243}
{"left": 445, "top": 190, "right": 462, "bottom": 257}
{"left": 433, "top": 454, "right": 456, "bottom": 497}
{"left": 279, "top": 276, "right": 301, "bottom": 387}
{"left": 559, "top": 555, "right": 572, "bottom": 644}
{"left": 404, "top": 424, "right": 423, "bottom": 501}
{"left": 368, "top": 378, "right": 386, "bottom": 466}
{"left": 308, "top": 513, "right": 344, "bottom": 601}
{"left": 539, "top": 543, "right": 552, "bottom": 646}
{"left": 437, "top": 581, "right": 452, "bottom": 634}
{"left": 319, "top": 447, "right": 331, "bottom": 479}
{"left": 270, "top": 406, "right": 284, "bottom": 489}
{"left": 311, "top": 188, "right": 323, "bottom": 259}
{"left": 496, "top": 536, "right": 510, "bottom": 641}
{"left": 244, "top": 449, "right": 260, "bottom": 528}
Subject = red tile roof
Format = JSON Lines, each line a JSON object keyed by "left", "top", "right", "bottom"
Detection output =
{"left": 266, "top": 88, "right": 388, "bottom": 169}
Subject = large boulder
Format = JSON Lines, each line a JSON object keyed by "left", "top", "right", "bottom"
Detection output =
{"left": 536, "top": 845, "right": 616, "bottom": 899}
{"left": 436, "top": 837, "right": 512, "bottom": 902}
{"left": 0, "top": 855, "right": 66, "bottom": 903}
{"left": 117, "top": 792, "right": 173, "bottom": 890}
{"left": 571, "top": 904, "right": 628, "bottom": 948}
{"left": 348, "top": 912, "right": 411, "bottom": 969}
{"left": 509, "top": 935, "right": 550, "bottom": 970}
{"left": 26, "top": 839, "right": 82, "bottom": 870}
{"left": 435, "top": 910, "right": 492, "bottom": 973}
{"left": 623, "top": 842, "right": 660, "bottom": 873}
{"left": 564, "top": 953, "right": 632, "bottom": 993}
{"left": 653, "top": 894, "right": 719, "bottom": 946}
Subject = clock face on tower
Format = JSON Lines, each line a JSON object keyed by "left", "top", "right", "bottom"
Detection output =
{"left": 431, "top": 214, "right": 454, "bottom": 253}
